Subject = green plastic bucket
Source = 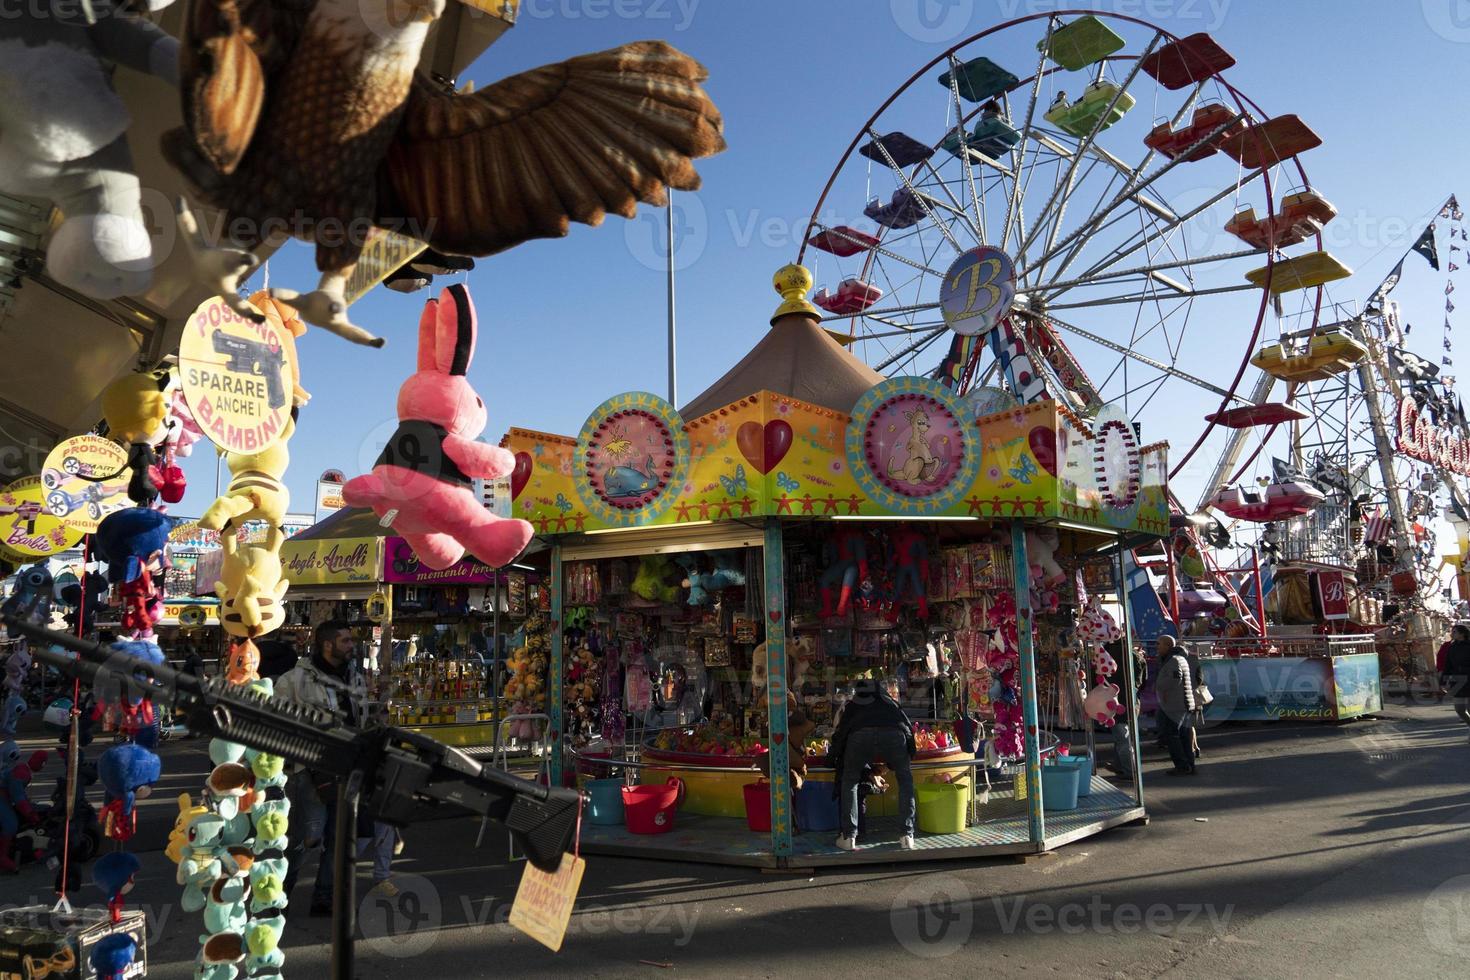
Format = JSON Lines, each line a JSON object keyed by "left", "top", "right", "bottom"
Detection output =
{"left": 915, "top": 779, "right": 970, "bottom": 834}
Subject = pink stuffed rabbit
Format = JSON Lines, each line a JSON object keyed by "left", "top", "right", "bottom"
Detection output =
{"left": 343, "top": 284, "right": 533, "bottom": 570}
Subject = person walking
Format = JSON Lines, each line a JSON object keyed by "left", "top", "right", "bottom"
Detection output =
{"left": 831, "top": 676, "right": 917, "bottom": 850}
{"left": 1185, "top": 644, "right": 1205, "bottom": 761}
{"left": 1442, "top": 624, "right": 1470, "bottom": 742}
{"left": 1154, "top": 635, "right": 1197, "bottom": 776}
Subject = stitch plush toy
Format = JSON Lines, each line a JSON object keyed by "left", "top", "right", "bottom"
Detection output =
{"left": 98, "top": 742, "right": 160, "bottom": 842}
{"left": 0, "top": 745, "right": 45, "bottom": 873}
{"left": 676, "top": 551, "right": 746, "bottom": 606}
{"left": 887, "top": 527, "right": 932, "bottom": 619}
{"left": 93, "top": 851, "right": 141, "bottom": 923}
{"left": 343, "top": 285, "right": 534, "bottom": 570}
{"left": 0, "top": 0, "right": 180, "bottom": 301}
{"left": 819, "top": 527, "right": 870, "bottom": 618}
{"left": 1, "top": 565, "right": 53, "bottom": 625}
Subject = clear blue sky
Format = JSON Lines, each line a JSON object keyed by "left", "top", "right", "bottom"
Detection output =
{"left": 180, "top": 0, "right": 1470, "bottom": 516}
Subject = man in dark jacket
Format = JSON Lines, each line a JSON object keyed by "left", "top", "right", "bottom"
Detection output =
{"left": 830, "top": 676, "right": 916, "bottom": 850}
{"left": 1154, "top": 636, "right": 1196, "bottom": 775}
{"left": 1443, "top": 624, "right": 1470, "bottom": 740}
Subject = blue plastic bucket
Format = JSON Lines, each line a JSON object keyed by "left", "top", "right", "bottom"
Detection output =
{"left": 585, "top": 778, "right": 625, "bottom": 825}
{"left": 1040, "top": 764, "right": 1080, "bottom": 812}
{"left": 1056, "top": 754, "right": 1093, "bottom": 797}
{"left": 796, "top": 781, "right": 840, "bottom": 832}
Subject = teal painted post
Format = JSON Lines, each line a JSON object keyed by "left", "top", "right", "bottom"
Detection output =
{"left": 763, "top": 520, "right": 793, "bottom": 859}
{"left": 1011, "top": 519, "right": 1045, "bottom": 846}
{"left": 1114, "top": 536, "right": 1145, "bottom": 808}
{"left": 548, "top": 542, "right": 564, "bottom": 788}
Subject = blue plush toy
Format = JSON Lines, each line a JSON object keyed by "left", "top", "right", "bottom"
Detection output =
{"left": 90, "top": 933, "right": 137, "bottom": 980}
{"left": 0, "top": 692, "right": 24, "bottom": 737}
{"left": 94, "top": 507, "right": 171, "bottom": 585}
{"left": 1, "top": 564, "right": 54, "bottom": 624}
{"left": 94, "top": 851, "right": 141, "bottom": 922}
{"left": 201, "top": 877, "right": 249, "bottom": 944}
{"left": 98, "top": 743, "right": 160, "bottom": 842}
{"left": 676, "top": 551, "right": 747, "bottom": 606}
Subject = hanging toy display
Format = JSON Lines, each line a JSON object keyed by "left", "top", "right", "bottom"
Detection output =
{"left": 984, "top": 592, "right": 1025, "bottom": 757}
{"left": 342, "top": 285, "right": 534, "bottom": 571}
{"left": 819, "top": 526, "right": 870, "bottom": 618}
{"left": 98, "top": 367, "right": 180, "bottom": 507}
{"left": 564, "top": 629, "right": 602, "bottom": 740}
{"left": 504, "top": 615, "right": 550, "bottom": 738}
{"left": 1075, "top": 594, "right": 1124, "bottom": 727}
{"left": 98, "top": 742, "right": 161, "bottom": 843}
{"left": 199, "top": 414, "right": 295, "bottom": 532}
{"left": 0, "top": 743, "right": 46, "bottom": 874}
{"left": 887, "top": 526, "right": 932, "bottom": 618}
{"left": 214, "top": 528, "right": 290, "bottom": 640}
{"left": 675, "top": 551, "right": 747, "bottom": 606}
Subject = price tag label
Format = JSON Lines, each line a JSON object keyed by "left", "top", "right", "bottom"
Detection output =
{"left": 509, "top": 852, "right": 585, "bottom": 952}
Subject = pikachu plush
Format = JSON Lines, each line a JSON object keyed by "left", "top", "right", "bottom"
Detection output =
{"left": 215, "top": 527, "right": 290, "bottom": 639}
{"left": 199, "top": 415, "right": 294, "bottom": 532}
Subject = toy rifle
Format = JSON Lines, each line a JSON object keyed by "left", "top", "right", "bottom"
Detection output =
{"left": 2, "top": 613, "right": 580, "bottom": 979}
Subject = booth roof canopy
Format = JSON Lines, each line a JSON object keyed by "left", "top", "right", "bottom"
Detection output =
{"left": 679, "top": 313, "right": 886, "bottom": 420}
{"left": 291, "top": 507, "right": 390, "bottom": 541}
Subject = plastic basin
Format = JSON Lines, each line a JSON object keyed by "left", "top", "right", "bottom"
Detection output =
{"left": 742, "top": 781, "right": 772, "bottom": 832}
{"left": 1040, "top": 764, "right": 1081, "bottom": 812}
{"left": 585, "top": 778, "right": 625, "bottom": 826}
{"left": 915, "top": 778, "right": 970, "bottom": 834}
{"left": 623, "top": 778, "right": 684, "bottom": 834}
{"left": 796, "top": 780, "right": 840, "bottom": 832}
{"left": 1055, "top": 754, "right": 1093, "bottom": 796}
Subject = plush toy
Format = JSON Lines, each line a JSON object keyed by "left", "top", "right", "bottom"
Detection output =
{"left": 107, "top": 637, "right": 164, "bottom": 743}
{"left": 1, "top": 564, "right": 53, "bottom": 625}
{"left": 201, "top": 877, "right": 250, "bottom": 944}
{"left": 249, "top": 291, "right": 312, "bottom": 407}
{"left": 57, "top": 571, "right": 111, "bottom": 634}
{"left": 118, "top": 569, "right": 163, "bottom": 637}
{"left": 168, "top": 792, "right": 210, "bottom": 865}
{"left": 95, "top": 507, "right": 171, "bottom": 585}
{"left": 195, "top": 932, "right": 246, "bottom": 980}
{"left": 1093, "top": 649, "right": 1118, "bottom": 677}
{"left": 343, "top": 285, "right": 533, "bottom": 570}
{"left": 251, "top": 802, "right": 289, "bottom": 855}
{"left": 99, "top": 368, "right": 176, "bottom": 505}
{"left": 3, "top": 643, "right": 29, "bottom": 694}
{"left": 207, "top": 762, "right": 258, "bottom": 820}
{"left": 630, "top": 554, "right": 679, "bottom": 604}
{"left": 93, "top": 851, "right": 141, "bottom": 923}
{"left": 819, "top": 527, "right": 869, "bottom": 618}
{"left": 98, "top": 742, "right": 160, "bottom": 841}
{"left": 676, "top": 551, "right": 746, "bottom": 606}
{"left": 244, "top": 916, "right": 286, "bottom": 975}
{"left": 166, "top": 388, "right": 206, "bottom": 458}
{"left": 178, "top": 811, "right": 227, "bottom": 913}
{"left": 1024, "top": 527, "right": 1065, "bottom": 586}
{"left": 90, "top": 933, "right": 138, "bottom": 980}
{"left": 215, "top": 528, "right": 290, "bottom": 639}
{"left": 1076, "top": 598, "right": 1123, "bottom": 645}
{"left": 0, "top": 745, "right": 46, "bottom": 873}
{"left": 1084, "top": 682, "right": 1123, "bottom": 728}
{"left": 200, "top": 415, "right": 295, "bottom": 532}
{"left": 0, "top": 693, "right": 23, "bottom": 738}
{"left": 222, "top": 639, "right": 261, "bottom": 687}
{"left": 888, "top": 527, "right": 932, "bottom": 619}
{"left": 0, "top": 0, "right": 180, "bottom": 300}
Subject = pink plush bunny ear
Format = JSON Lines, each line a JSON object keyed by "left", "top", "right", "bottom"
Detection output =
{"left": 435, "top": 284, "right": 476, "bottom": 376}
{"left": 417, "top": 294, "right": 440, "bottom": 373}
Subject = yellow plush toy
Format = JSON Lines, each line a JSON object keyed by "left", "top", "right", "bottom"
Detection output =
{"left": 166, "top": 792, "right": 210, "bottom": 865}
{"left": 99, "top": 367, "right": 176, "bottom": 504}
{"left": 200, "top": 415, "right": 295, "bottom": 531}
{"left": 216, "top": 527, "right": 290, "bottom": 638}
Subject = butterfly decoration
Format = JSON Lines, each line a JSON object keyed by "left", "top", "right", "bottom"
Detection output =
{"left": 1009, "top": 454, "right": 1038, "bottom": 485}
{"left": 532, "top": 443, "right": 545, "bottom": 458}
{"left": 555, "top": 494, "right": 574, "bottom": 513}
{"left": 776, "top": 471, "right": 800, "bottom": 493}
{"left": 720, "top": 465, "right": 748, "bottom": 497}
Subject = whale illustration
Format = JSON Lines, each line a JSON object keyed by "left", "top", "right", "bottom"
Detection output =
{"left": 605, "top": 455, "right": 658, "bottom": 498}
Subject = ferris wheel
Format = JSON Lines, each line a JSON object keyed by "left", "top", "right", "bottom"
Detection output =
{"left": 795, "top": 11, "right": 1348, "bottom": 491}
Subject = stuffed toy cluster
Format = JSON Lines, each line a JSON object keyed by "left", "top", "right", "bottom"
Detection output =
{"left": 674, "top": 551, "right": 745, "bottom": 606}
{"left": 504, "top": 615, "right": 550, "bottom": 733}
{"left": 1075, "top": 597, "right": 1125, "bottom": 728}
{"left": 817, "top": 527, "right": 933, "bottom": 621}
{"left": 169, "top": 660, "right": 289, "bottom": 980}
{"left": 564, "top": 627, "right": 602, "bottom": 740}
{"left": 984, "top": 592, "right": 1025, "bottom": 758}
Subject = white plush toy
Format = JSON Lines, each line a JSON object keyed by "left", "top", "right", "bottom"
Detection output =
{"left": 0, "top": 0, "right": 179, "bottom": 300}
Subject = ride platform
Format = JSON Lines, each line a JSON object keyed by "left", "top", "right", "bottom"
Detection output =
{"left": 1245, "top": 250, "right": 1352, "bottom": 295}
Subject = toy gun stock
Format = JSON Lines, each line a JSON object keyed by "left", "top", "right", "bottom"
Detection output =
{"left": 212, "top": 332, "right": 288, "bottom": 410}
{"left": 1, "top": 614, "right": 579, "bottom": 872}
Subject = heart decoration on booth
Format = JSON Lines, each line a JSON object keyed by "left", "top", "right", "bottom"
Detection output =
{"left": 772, "top": 732, "right": 785, "bottom": 745}
{"left": 1028, "top": 427, "right": 1058, "bottom": 477}
{"left": 736, "top": 420, "right": 793, "bottom": 475}
{"left": 510, "top": 452, "right": 533, "bottom": 500}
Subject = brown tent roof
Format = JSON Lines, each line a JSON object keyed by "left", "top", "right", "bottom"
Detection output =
{"left": 290, "top": 507, "right": 389, "bottom": 541}
{"left": 680, "top": 314, "right": 887, "bottom": 420}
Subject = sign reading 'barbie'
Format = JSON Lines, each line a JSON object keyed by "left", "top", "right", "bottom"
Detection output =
{"left": 1398, "top": 396, "right": 1470, "bottom": 476}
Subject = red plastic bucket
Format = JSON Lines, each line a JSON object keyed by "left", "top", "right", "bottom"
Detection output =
{"left": 623, "top": 778, "right": 685, "bottom": 834}
{"left": 742, "top": 781, "right": 772, "bottom": 832}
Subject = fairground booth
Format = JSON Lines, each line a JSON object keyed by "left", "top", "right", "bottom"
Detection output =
{"left": 500, "top": 267, "right": 1169, "bottom": 868}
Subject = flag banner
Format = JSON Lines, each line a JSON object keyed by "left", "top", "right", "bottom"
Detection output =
{"left": 1413, "top": 223, "right": 1440, "bottom": 270}
{"left": 1372, "top": 259, "right": 1405, "bottom": 303}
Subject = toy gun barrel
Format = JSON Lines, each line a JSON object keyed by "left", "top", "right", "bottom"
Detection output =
{"left": 1, "top": 614, "right": 581, "bottom": 871}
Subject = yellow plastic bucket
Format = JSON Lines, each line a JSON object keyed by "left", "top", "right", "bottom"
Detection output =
{"left": 915, "top": 779, "right": 970, "bottom": 834}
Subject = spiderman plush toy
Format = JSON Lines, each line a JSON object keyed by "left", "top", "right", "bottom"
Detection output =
{"left": 887, "top": 527, "right": 931, "bottom": 619}
{"left": 819, "top": 527, "right": 869, "bottom": 618}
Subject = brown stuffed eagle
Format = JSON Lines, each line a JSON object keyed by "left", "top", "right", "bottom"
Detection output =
{"left": 165, "top": 0, "right": 725, "bottom": 346}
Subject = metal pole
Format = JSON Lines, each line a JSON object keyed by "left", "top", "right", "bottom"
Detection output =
{"left": 330, "top": 771, "right": 362, "bottom": 980}
{"left": 1165, "top": 538, "right": 1180, "bottom": 627}
{"left": 1010, "top": 519, "right": 1044, "bottom": 846}
{"left": 491, "top": 574, "right": 501, "bottom": 760}
{"left": 548, "top": 544, "right": 564, "bottom": 787}
{"left": 762, "top": 519, "right": 792, "bottom": 860}
{"left": 667, "top": 191, "right": 677, "bottom": 406}
{"left": 1251, "top": 547, "right": 1267, "bottom": 638}
{"left": 1114, "top": 535, "right": 1145, "bottom": 808}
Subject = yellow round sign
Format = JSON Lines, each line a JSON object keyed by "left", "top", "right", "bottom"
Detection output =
{"left": 0, "top": 476, "right": 85, "bottom": 557}
{"left": 0, "top": 539, "right": 29, "bottom": 566}
{"left": 179, "top": 296, "right": 295, "bottom": 455}
{"left": 41, "top": 434, "right": 132, "bottom": 533}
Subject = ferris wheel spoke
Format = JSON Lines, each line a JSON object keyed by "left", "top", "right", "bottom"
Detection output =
{"left": 1041, "top": 246, "right": 1266, "bottom": 301}
{"left": 864, "top": 127, "right": 963, "bottom": 253}
{"left": 1017, "top": 32, "right": 1164, "bottom": 269}
{"left": 808, "top": 223, "right": 947, "bottom": 279}
{"left": 820, "top": 301, "right": 942, "bottom": 323}
{"left": 876, "top": 326, "right": 948, "bottom": 372}
{"left": 945, "top": 54, "right": 987, "bottom": 241}
{"left": 1035, "top": 169, "right": 1264, "bottom": 289}
{"left": 1044, "top": 281, "right": 1257, "bottom": 311}
{"left": 1002, "top": 16, "right": 1058, "bottom": 260}
{"left": 1045, "top": 313, "right": 1239, "bottom": 401}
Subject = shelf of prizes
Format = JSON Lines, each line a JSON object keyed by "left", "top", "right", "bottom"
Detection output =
{"left": 498, "top": 287, "right": 1166, "bottom": 867}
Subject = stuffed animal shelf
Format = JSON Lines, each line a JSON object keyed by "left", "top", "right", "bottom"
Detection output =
{"left": 0, "top": 0, "right": 180, "bottom": 301}
{"left": 343, "top": 285, "right": 533, "bottom": 570}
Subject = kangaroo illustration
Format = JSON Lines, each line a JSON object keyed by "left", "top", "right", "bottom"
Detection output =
{"left": 889, "top": 410, "right": 943, "bottom": 485}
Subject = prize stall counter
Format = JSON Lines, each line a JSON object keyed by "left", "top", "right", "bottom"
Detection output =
{"left": 494, "top": 269, "right": 1169, "bottom": 868}
{"left": 1186, "top": 634, "right": 1383, "bottom": 723}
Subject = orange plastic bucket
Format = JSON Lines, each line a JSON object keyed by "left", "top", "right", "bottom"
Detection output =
{"left": 623, "top": 777, "right": 685, "bottom": 834}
